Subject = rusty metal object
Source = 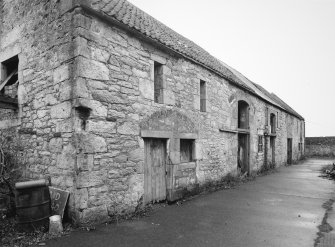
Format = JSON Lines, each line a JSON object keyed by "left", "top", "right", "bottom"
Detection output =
{"left": 15, "top": 179, "right": 50, "bottom": 190}
{"left": 15, "top": 179, "right": 51, "bottom": 231}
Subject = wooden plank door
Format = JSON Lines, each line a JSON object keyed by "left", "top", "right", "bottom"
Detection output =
{"left": 238, "top": 134, "right": 249, "bottom": 175}
{"left": 270, "top": 137, "right": 275, "bottom": 167}
{"left": 144, "top": 138, "right": 167, "bottom": 204}
{"left": 287, "top": 138, "right": 292, "bottom": 164}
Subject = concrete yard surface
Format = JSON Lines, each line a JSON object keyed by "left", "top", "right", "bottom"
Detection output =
{"left": 44, "top": 158, "right": 335, "bottom": 247}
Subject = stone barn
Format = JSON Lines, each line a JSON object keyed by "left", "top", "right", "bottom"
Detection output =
{"left": 0, "top": 0, "right": 305, "bottom": 224}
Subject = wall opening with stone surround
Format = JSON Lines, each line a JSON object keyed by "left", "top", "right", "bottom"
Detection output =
{"left": 154, "top": 61, "right": 164, "bottom": 103}
{"left": 238, "top": 100, "right": 249, "bottom": 129}
{"left": 0, "top": 55, "right": 19, "bottom": 94}
{"left": 0, "top": 55, "right": 19, "bottom": 110}
{"left": 140, "top": 109, "right": 199, "bottom": 202}
{"left": 180, "top": 139, "right": 195, "bottom": 163}
{"left": 258, "top": 135, "right": 263, "bottom": 153}
{"left": 143, "top": 138, "right": 167, "bottom": 204}
{"left": 200, "top": 80, "right": 206, "bottom": 112}
{"left": 75, "top": 106, "right": 91, "bottom": 131}
{"left": 287, "top": 138, "right": 293, "bottom": 164}
{"left": 237, "top": 100, "right": 250, "bottom": 174}
{"left": 270, "top": 113, "right": 276, "bottom": 134}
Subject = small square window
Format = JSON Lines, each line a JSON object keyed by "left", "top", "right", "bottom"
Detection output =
{"left": 258, "top": 135, "right": 263, "bottom": 152}
{"left": 200, "top": 80, "right": 206, "bottom": 112}
{"left": 180, "top": 139, "right": 194, "bottom": 163}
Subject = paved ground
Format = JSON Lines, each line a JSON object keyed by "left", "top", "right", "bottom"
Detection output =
{"left": 45, "top": 158, "right": 335, "bottom": 247}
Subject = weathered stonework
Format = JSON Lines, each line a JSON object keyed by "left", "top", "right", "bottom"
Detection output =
{"left": 0, "top": 0, "right": 305, "bottom": 225}
{"left": 305, "top": 137, "right": 335, "bottom": 157}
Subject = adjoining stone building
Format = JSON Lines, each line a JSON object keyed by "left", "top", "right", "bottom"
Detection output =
{"left": 0, "top": 0, "right": 305, "bottom": 224}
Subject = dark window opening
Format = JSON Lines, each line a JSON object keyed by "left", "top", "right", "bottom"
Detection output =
{"left": 76, "top": 106, "right": 91, "bottom": 130}
{"left": 270, "top": 113, "right": 276, "bottom": 133}
{"left": 180, "top": 139, "right": 194, "bottom": 163}
{"left": 1, "top": 55, "right": 19, "bottom": 97}
{"left": 154, "top": 61, "right": 163, "bottom": 103}
{"left": 238, "top": 100, "right": 249, "bottom": 129}
{"left": 258, "top": 135, "right": 263, "bottom": 152}
{"left": 200, "top": 80, "right": 206, "bottom": 112}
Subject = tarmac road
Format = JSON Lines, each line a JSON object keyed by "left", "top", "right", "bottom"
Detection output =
{"left": 44, "top": 158, "right": 335, "bottom": 247}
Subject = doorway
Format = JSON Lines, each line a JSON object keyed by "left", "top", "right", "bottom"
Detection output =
{"left": 270, "top": 137, "right": 275, "bottom": 167}
{"left": 144, "top": 138, "right": 167, "bottom": 204}
{"left": 287, "top": 138, "right": 292, "bottom": 164}
{"left": 238, "top": 134, "right": 249, "bottom": 175}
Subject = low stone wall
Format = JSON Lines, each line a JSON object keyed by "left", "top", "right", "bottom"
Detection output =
{"left": 305, "top": 137, "right": 335, "bottom": 157}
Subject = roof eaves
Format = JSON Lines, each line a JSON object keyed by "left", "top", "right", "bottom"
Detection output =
{"left": 78, "top": 2, "right": 304, "bottom": 121}
{"left": 79, "top": 4, "right": 255, "bottom": 94}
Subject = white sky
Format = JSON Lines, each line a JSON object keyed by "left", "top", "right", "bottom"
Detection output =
{"left": 128, "top": 0, "right": 335, "bottom": 137}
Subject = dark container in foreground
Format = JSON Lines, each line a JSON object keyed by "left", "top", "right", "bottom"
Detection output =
{"left": 15, "top": 179, "right": 51, "bottom": 231}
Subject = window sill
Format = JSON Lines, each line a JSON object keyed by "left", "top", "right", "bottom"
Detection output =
{"left": 237, "top": 128, "right": 250, "bottom": 134}
{"left": 180, "top": 160, "right": 196, "bottom": 164}
{"left": 178, "top": 162, "right": 196, "bottom": 170}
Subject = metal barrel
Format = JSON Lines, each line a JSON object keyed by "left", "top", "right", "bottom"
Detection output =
{"left": 15, "top": 179, "right": 51, "bottom": 231}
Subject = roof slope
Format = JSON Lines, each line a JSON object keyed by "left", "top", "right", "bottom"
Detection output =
{"left": 252, "top": 83, "right": 304, "bottom": 120}
{"left": 221, "top": 62, "right": 304, "bottom": 120}
{"left": 219, "top": 61, "right": 281, "bottom": 108}
{"left": 270, "top": 93, "right": 304, "bottom": 120}
{"left": 90, "top": 0, "right": 253, "bottom": 91}
{"left": 89, "top": 0, "right": 303, "bottom": 120}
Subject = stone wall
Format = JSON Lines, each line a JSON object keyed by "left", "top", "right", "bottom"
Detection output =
{"left": 70, "top": 6, "right": 305, "bottom": 224}
{"left": 0, "top": 1, "right": 305, "bottom": 225}
{"left": 0, "top": 0, "right": 79, "bottom": 218}
{"left": 305, "top": 137, "right": 335, "bottom": 157}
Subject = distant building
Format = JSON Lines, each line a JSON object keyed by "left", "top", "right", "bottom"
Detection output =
{"left": 0, "top": 0, "right": 304, "bottom": 224}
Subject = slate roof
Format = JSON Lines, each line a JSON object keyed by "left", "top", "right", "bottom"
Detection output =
{"left": 90, "top": 0, "right": 303, "bottom": 120}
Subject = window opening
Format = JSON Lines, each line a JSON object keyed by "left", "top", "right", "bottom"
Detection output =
{"left": 180, "top": 139, "right": 194, "bottom": 163}
{"left": 200, "top": 80, "right": 206, "bottom": 112}
{"left": 154, "top": 61, "right": 163, "bottom": 103}
{"left": 238, "top": 100, "right": 249, "bottom": 129}
{"left": 76, "top": 106, "right": 91, "bottom": 130}
{"left": 270, "top": 113, "right": 276, "bottom": 134}
{"left": 0, "top": 55, "right": 19, "bottom": 97}
{"left": 258, "top": 135, "right": 263, "bottom": 152}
